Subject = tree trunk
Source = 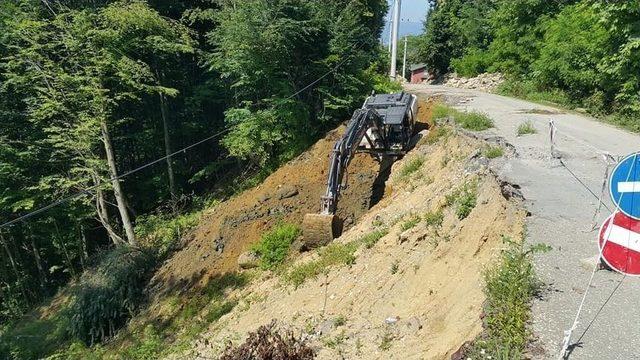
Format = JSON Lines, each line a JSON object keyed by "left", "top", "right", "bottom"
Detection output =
{"left": 159, "top": 91, "right": 177, "bottom": 200}
{"left": 25, "top": 225, "right": 47, "bottom": 288}
{"left": 0, "top": 232, "right": 20, "bottom": 283}
{"left": 78, "top": 224, "right": 88, "bottom": 270}
{"left": 92, "top": 172, "right": 125, "bottom": 246}
{"left": 53, "top": 221, "right": 77, "bottom": 279}
{"left": 100, "top": 118, "right": 137, "bottom": 246}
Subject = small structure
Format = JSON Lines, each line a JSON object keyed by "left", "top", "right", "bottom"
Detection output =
{"left": 410, "top": 63, "right": 428, "bottom": 84}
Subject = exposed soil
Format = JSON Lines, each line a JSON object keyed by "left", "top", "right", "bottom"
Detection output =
{"left": 148, "top": 101, "right": 432, "bottom": 298}
{"left": 175, "top": 118, "right": 526, "bottom": 360}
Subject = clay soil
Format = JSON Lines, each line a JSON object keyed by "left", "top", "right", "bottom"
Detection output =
{"left": 149, "top": 124, "right": 419, "bottom": 296}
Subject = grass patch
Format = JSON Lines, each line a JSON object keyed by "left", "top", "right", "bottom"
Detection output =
{"left": 424, "top": 210, "right": 444, "bottom": 227}
{"left": 397, "top": 156, "right": 425, "bottom": 181}
{"left": 379, "top": 329, "right": 394, "bottom": 351}
{"left": 284, "top": 242, "right": 358, "bottom": 288}
{"left": 516, "top": 121, "right": 537, "bottom": 136}
{"left": 445, "top": 181, "right": 478, "bottom": 220}
{"left": 426, "top": 126, "right": 452, "bottom": 145}
{"left": 467, "top": 238, "right": 550, "bottom": 360}
{"left": 400, "top": 214, "right": 421, "bottom": 231}
{"left": 484, "top": 146, "right": 504, "bottom": 159}
{"left": 456, "top": 112, "right": 494, "bottom": 131}
{"left": 432, "top": 103, "right": 493, "bottom": 131}
{"left": 361, "top": 228, "right": 389, "bottom": 249}
{"left": 252, "top": 223, "right": 301, "bottom": 270}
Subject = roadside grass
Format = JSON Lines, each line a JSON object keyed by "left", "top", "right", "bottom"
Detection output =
{"left": 516, "top": 121, "right": 537, "bottom": 136}
{"left": 484, "top": 146, "right": 504, "bottom": 159}
{"left": 252, "top": 223, "right": 301, "bottom": 270}
{"left": 467, "top": 237, "right": 550, "bottom": 360}
{"left": 397, "top": 156, "right": 425, "bottom": 181}
{"left": 433, "top": 103, "right": 493, "bottom": 131}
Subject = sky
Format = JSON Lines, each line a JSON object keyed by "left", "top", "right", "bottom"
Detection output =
{"left": 382, "top": 0, "right": 430, "bottom": 43}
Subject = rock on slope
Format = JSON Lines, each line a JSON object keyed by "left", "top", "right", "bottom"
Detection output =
{"left": 178, "top": 123, "right": 526, "bottom": 359}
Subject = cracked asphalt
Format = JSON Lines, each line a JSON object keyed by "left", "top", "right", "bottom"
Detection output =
{"left": 407, "top": 84, "right": 640, "bottom": 360}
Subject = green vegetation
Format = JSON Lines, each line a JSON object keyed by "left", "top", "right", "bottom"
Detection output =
{"left": 416, "top": 1, "right": 640, "bottom": 131}
{"left": 400, "top": 215, "right": 421, "bottom": 231}
{"left": 432, "top": 103, "right": 493, "bottom": 131}
{"left": 484, "top": 146, "right": 505, "bottom": 159}
{"left": 284, "top": 242, "right": 358, "bottom": 288}
{"left": 253, "top": 223, "right": 301, "bottom": 270}
{"left": 390, "top": 260, "right": 399, "bottom": 275}
{"left": 398, "top": 156, "right": 425, "bottom": 180}
{"left": 424, "top": 210, "right": 444, "bottom": 227}
{"left": 426, "top": 126, "right": 452, "bottom": 145}
{"left": 0, "top": 0, "right": 392, "bottom": 336}
{"left": 516, "top": 121, "right": 537, "bottom": 136}
{"left": 468, "top": 238, "right": 550, "bottom": 359}
{"left": 379, "top": 329, "right": 394, "bottom": 351}
{"left": 361, "top": 228, "right": 390, "bottom": 249}
{"left": 446, "top": 181, "right": 478, "bottom": 220}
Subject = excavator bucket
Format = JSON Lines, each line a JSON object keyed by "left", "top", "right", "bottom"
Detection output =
{"left": 302, "top": 213, "right": 342, "bottom": 249}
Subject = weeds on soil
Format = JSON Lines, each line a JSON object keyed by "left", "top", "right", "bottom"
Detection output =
{"left": 253, "top": 223, "right": 301, "bottom": 270}
{"left": 517, "top": 121, "right": 537, "bottom": 136}
{"left": 466, "top": 237, "right": 550, "bottom": 360}
{"left": 484, "top": 146, "right": 504, "bottom": 159}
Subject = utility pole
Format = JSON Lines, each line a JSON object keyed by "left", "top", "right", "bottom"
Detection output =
{"left": 402, "top": 36, "right": 408, "bottom": 81}
{"left": 390, "top": 0, "right": 401, "bottom": 79}
{"left": 387, "top": 0, "right": 394, "bottom": 53}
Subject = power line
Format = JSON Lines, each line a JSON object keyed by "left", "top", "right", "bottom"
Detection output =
{"left": 0, "top": 128, "right": 231, "bottom": 230}
{"left": 1, "top": 41, "right": 366, "bottom": 230}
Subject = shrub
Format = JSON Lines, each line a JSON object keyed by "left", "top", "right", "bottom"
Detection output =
{"left": 456, "top": 188, "right": 477, "bottom": 220}
{"left": 253, "top": 223, "right": 301, "bottom": 270}
{"left": 135, "top": 211, "right": 201, "bottom": 256}
{"left": 468, "top": 238, "right": 550, "bottom": 358}
{"left": 220, "top": 321, "right": 314, "bottom": 360}
{"left": 68, "top": 246, "right": 155, "bottom": 345}
{"left": 517, "top": 121, "right": 537, "bottom": 136}
{"left": 451, "top": 49, "right": 490, "bottom": 77}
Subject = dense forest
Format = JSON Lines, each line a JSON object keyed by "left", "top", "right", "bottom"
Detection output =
{"left": 0, "top": 0, "right": 391, "bottom": 337}
{"left": 414, "top": 0, "right": 639, "bottom": 128}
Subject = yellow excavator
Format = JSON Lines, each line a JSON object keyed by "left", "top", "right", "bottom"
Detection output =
{"left": 303, "top": 92, "right": 418, "bottom": 247}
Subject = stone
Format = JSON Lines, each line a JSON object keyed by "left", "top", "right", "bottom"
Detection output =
{"left": 276, "top": 185, "right": 299, "bottom": 199}
{"left": 237, "top": 251, "right": 260, "bottom": 269}
{"left": 316, "top": 319, "right": 334, "bottom": 335}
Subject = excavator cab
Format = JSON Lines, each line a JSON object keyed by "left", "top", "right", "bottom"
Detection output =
{"left": 303, "top": 92, "right": 418, "bottom": 248}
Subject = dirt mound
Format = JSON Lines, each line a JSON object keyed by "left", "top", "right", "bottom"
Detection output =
{"left": 148, "top": 126, "right": 384, "bottom": 296}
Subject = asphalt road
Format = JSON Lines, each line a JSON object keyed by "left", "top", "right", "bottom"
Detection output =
{"left": 406, "top": 84, "right": 640, "bottom": 360}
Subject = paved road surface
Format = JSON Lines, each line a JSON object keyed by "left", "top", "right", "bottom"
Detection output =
{"left": 406, "top": 85, "right": 640, "bottom": 360}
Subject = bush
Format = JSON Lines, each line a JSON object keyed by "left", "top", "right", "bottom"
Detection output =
{"left": 220, "top": 321, "right": 314, "bottom": 360}
{"left": 68, "top": 247, "right": 155, "bottom": 345}
{"left": 517, "top": 121, "right": 537, "bottom": 136}
{"left": 253, "top": 223, "right": 301, "bottom": 270}
{"left": 468, "top": 238, "right": 550, "bottom": 358}
{"left": 135, "top": 211, "right": 201, "bottom": 256}
{"left": 456, "top": 112, "right": 493, "bottom": 131}
{"left": 451, "top": 49, "right": 490, "bottom": 77}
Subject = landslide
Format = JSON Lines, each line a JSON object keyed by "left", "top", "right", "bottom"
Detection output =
{"left": 176, "top": 104, "right": 526, "bottom": 359}
{"left": 148, "top": 124, "right": 386, "bottom": 297}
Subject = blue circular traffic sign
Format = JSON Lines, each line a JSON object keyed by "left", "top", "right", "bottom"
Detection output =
{"left": 610, "top": 152, "right": 640, "bottom": 219}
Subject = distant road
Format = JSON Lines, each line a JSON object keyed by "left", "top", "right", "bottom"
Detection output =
{"left": 406, "top": 84, "right": 640, "bottom": 360}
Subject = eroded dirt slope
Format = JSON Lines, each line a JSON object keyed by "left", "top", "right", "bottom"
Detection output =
{"left": 148, "top": 126, "right": 385, "bottom": 297}
{"left": 178, "top": 123, "right": 526, "bottom": 359}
